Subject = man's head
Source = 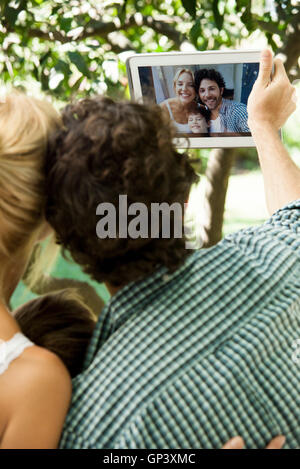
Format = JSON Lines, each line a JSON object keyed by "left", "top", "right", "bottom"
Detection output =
{"left": 45, "top": 97, "right": 198, "bottom": 288}
{"left": 194, "top": 69, "right": 226, "bottom": 111}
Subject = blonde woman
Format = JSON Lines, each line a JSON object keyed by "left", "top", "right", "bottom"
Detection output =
{"left": 160, "top": 68, "right": 197, "bottom": 132}
{"left": 0, "top": 92, "right": 71, "bottom": 449}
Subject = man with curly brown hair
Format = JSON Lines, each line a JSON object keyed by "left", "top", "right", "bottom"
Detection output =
{"left": 194, "top": 67, "right": 250, "bottom": 133}
{"left": 45, "top": 50, "right": 300, "bottom": 449}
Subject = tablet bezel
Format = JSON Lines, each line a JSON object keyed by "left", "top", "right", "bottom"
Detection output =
{"left": 126, "top": 50, "right": 261, "bottom": 149}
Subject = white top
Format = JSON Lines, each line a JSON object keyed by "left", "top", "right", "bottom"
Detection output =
{"left": 0, "top": 333, "right": 34, "bottom": 376}
{"left": 165, "top": 101, "right": 191, "bottom": 133}
{"left": 209, "top": 115, "right": 222, "bottom": 132}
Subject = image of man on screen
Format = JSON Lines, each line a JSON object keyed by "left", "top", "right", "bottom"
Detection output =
{"left": 194, "top": 68, "right": 250, "bottom": 133}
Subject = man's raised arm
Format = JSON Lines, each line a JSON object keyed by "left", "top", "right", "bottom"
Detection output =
{"left": 247, "top": 49, "right": 300, "bottom": 215}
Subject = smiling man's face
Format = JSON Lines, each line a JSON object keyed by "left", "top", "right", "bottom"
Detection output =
{"left": 174, "top": 72, "right": 196, "bottom": 104}
{"left": 198, "top": 79, "right": 223, "bottom": 110}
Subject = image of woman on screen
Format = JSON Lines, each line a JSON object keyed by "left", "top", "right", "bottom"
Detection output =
{"left": 160, "top": 69, "right": 197, "bottom": 133}
{"left": 186, "top": 102, "right": 211, "bottom": 134}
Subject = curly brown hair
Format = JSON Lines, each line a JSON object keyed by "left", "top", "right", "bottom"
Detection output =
{"left": 45, "top": 96, "right": 199, "bottom": 287}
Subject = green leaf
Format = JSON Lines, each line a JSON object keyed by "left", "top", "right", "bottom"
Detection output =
{"left": 212, "top": 0, "right": 224, "bottom": 30}
{"left": 119, "top": 0, "right": 128, "bottom": 24}
{"left": 266, "top": 32, "right": 278, "bottom": 52}
{"left": 4, "top": 6, "right": 20, "bottom": 26}
{"left": 241, "top": 4, "right": 254, "bottom": 31}
{"left": 51, "top": 4, "right": 62, "bottom": 15}
{"left": 181, "top": 0, "right": 196, "bottom": 18}
{"left": 3, "top": 0, "right": 27, "bottom": 25}
{"left": 69, "top": 74, "right": 85, "bottom": 93}
{"left": 235, "top": 0, "right": 250, "bottom": 13}
{"left": 1, "top": 0, "right": 296, "bottom": 101}
{"left": 55, "top": 59, "right": 71, "bottom": 76}
{"left": 59, "top": 17, "right": 73, "bottom": 33}
{"left": 190, "top": 19, "right": 202, "bottom": 47}
{"left": 32, "top": 65, "right": 39, "bottom": 81}
{"left": 67, "top": 51, "right": 91, "bottom": 78}
{"left": 278, "top": 22, "right": 287, "bottom": 31}
{"left": 40, "top": 50, "right": 52, "bottom": 66}
{"left": 41, "top": 69, "right": 49, "bottom": 91}
{"left": 0, "top": 0, "right": 7, "bottom": 13}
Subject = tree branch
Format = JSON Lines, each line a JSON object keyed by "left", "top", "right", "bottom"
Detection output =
{"left": 274, "top": 1, "right": 288, "bottom": 22}
{"left": 251, "top": 15, "right": 283, "bottom": 36}
{"left": 201, "top": 148, "right": 237, "bottom": 247}
{"left": 27, "top": 28, "right": 70, "bottom": 43}
{"left": 278, "top": 11, "right": 300, "bottom": 79}
{"left": 251, "top": 10, "right": 300, "bottom": 79}
{"left": 19, "top": 14, "right": 186, "bottom": 49}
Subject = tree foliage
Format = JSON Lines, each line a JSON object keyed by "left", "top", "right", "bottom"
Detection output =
{"left": 0, "top": 0, "right": 299, "bottom": 100}
{"left": 0, "top": 0, "right": 299, "bottom": 248}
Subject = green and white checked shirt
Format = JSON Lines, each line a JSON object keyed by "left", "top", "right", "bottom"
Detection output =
{"left": 60, "top": 200, "right": 300, "bottom": 449}
{"left": 218, "top": 98, "right": 250, "bottom": 132}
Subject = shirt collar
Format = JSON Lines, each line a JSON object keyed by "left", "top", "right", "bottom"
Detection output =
{"left": 82, "top": 252, "right": 198, "bottom": 371}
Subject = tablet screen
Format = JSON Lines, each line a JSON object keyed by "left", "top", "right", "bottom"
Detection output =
{"left": 137, "top": 63, "right": 259, "bottom": 138}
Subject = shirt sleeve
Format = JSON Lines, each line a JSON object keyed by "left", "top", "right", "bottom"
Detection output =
{"left": 223, "top": 199, "right": 300, "bottom": 280}
{"left": 233, "top": 102, "right": 250, "bottom": 132}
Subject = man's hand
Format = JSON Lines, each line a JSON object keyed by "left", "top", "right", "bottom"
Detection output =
{"left": 247, "top": 49, "right": 297, "bottom": 132}
{"left": 222, "top": 435, "right": 286, "bottom": 449}
{"left": 246, "top": 48, "right": 300, "bottom": 215}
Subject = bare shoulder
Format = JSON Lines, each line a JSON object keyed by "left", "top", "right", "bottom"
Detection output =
{"left": 160, "top": 97, "right": 177, "bottom": 108}
{"left": 0, "top": 346, "right": 72, "bottom": 449}
{"left": 2, "top": 345, "right": 71, "bottom": 410}
{"left": 22, "top": 344, "right": 66, "bottom": 370}
{"left": 20, "top": 345, "right": 71, "bottom": 393}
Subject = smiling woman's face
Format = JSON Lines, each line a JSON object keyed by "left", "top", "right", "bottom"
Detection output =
{"left": 174, "top": 72, "right": 196, "bottom": 104}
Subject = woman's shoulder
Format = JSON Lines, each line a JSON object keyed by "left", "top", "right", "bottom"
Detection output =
{"left": 0, "top": 345, "right": 71, "bottom": 446}
{"left": 160, "top": 98, "right": 178, "bottom": 108}
{"left": 0, "top": 345, "right": 71, "bottom": 411}
{"left": 18, "top": 345, "right": 71, "bottom": 389}
{"left": 0, "top": 346, "right": 72, "bottom": 448}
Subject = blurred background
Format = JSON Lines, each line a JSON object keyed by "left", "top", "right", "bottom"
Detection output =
{"left": 0, "top": 0, "right": 298, "bottom": 309}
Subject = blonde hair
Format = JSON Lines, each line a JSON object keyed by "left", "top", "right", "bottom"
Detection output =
{"left": 0, "top": 91, "right": 61, "bottom": 296}
{"left": 173, "top": 68, "right": 195, "bottom": 90}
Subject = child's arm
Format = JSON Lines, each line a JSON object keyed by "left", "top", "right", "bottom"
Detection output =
{"left": 0, "top": 347, "right": 71, "bottom": 449}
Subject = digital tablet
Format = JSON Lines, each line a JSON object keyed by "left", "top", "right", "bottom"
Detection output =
{"left": 126, "top": 50, "right": 262, "bottom": 148}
